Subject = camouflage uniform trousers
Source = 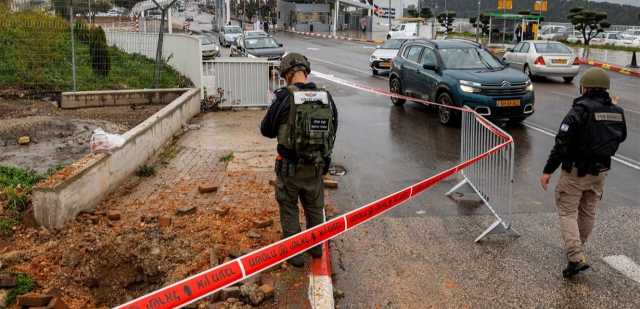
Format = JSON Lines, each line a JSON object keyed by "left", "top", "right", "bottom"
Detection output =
{"left": 555, "top": 168, "right": 607, "bottom": 263}
{"left": 275, "top": 160, "right": 325, "bottom": 253}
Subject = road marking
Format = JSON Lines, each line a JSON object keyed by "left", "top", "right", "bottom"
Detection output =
{"left": 307, "top": 56, "right": 390, "bottom": 81}
{"left": 523, "top": 121, "right": 640, "bottom": 170}
{"left": 362, "top": 46, "right": 375, "bottom": 49}
{"left": 603, "top": 255, "right": 640, "bottom": 284}
{"left": 307, "top": 47, "right": 320, "bottom": 51}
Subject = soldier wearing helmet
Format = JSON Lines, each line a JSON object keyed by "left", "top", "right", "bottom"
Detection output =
{"left": 260, "top": 53, "right": 338, "bottom": 267}
{"left": 540, "top": 67, "right": 627, "bottom": 278}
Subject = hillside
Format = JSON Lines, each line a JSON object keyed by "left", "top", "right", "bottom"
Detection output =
{"left": 435, "top": 0, "right": 640, "bottom": 25}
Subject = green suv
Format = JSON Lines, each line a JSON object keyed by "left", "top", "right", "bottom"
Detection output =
{"left": 389, "top": 39, "right": 535, "bottom": 125}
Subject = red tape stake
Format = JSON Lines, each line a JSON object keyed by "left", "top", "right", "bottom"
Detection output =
{"left": 241, "top": 217, "right": 346, "bottom": 276}
{"left": 115, "top": 261, "right": 243, "bottom": 309}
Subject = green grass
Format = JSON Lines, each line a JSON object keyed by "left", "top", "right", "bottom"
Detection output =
{"left": 219, "top": 153, "right": 234, "bottom": 163}
{"left": 0, "top": 217, "right": 18, "bottom": 237}
{"left": 159, "top": 144, "right": 183, "bottom": 165}
{"left": 5, "top": 273, "right": 37, "bottom": 306}
{"left": 0, "top": 165, "right": 44, "bottom": 189}
{"left": 0, "top": 9, "right": 191, "bottom": 95}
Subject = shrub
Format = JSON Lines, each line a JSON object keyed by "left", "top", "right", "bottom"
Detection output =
{"left": 89, "top": 26, "right": 110, "bottom": 77}
{"left": 135, "top": 165, "right": 156, "bottom": 177}
{"left": 5, "top": 273, "right": 37, "bottom": 306}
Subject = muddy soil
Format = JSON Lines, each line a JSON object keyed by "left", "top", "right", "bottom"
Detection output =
{"left": 0, "top": 98, "right": 164, "bottom": 172}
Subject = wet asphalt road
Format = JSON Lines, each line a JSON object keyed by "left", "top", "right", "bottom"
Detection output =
{"left": 270, "top": 33, "right": 640, "bottom": 308}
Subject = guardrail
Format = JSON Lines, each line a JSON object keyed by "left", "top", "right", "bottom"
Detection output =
{"left": 202, "top": 58, "right": 286, "bottom": 108}
{"left": 114, "top": 73, "right": 517, "bottom": 309}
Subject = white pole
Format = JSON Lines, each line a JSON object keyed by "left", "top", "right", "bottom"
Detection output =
{"left": 168, "top": 7, "right": 173, "bottom": 33}
{"left": 333, "top": 0, "right": 339, "bottom": 34}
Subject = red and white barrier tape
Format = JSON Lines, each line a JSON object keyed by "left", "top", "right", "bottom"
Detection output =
{"left": 581, "top": 58, "right": 640, "bottom": 78}
{"left": 114, "top": 74, "right": 511, "bottom": 309}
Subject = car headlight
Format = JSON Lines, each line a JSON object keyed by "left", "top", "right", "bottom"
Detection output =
{"left": 460, "top": 80, "right": 482, "bottom": 93}
{"left": 526, "top": 81, "right": 534, "bottom": 92}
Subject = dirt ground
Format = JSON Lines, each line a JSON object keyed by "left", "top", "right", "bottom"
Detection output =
{"left": 0, "top": 110, "right": 336, "bottom": 308}
{"left": 0, "top": 98, "right": 164, "bottom": 173}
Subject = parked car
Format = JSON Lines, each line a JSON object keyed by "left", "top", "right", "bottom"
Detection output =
{"left": 620, "top": 29, "right": 640, "bottom": 41}
{"left": 387, "top": 23, "right": 418, "bottom": 39}
{"left": 231, "top": 35, "right": 285, "bottom": 63}
{"left": 389, "top": 39, "right": 534, "bottom": 125}
{"left": 503, "top": 40, "right": 580, "bottom": 83}
{"left": 219, "top": 25, "right": 243, "bottom": 47}
{"left": 198, "top": 36, "right": 220, "bottom": 59}
{"left": 537, "top": 25, "right": 569, "bottom": 41}
{"left": 185, "top": 16, "right": 194, "bottom": 22}
{"left": 566, "top": 31, "right": 584, "bottom": 44}
{"left": 369, "top": 38, "right": 409, "bottom": 75}
{"left": 243, "top": 30, "right": 269, "bottom": 38}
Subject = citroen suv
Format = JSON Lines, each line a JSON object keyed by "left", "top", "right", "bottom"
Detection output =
{"left": 389, "top": 39, "right": 535, "bottom": 125}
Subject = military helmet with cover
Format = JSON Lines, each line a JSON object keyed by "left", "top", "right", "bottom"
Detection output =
{"left": 279, "top": 53, "right": 311, "bottom": 78}
{"left": 580, "top": 67, "right": 610, "bottom": 89}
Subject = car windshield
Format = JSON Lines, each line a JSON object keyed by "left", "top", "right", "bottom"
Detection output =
{"left": 224, "top": 26, "right": 241, "bottom": 33}
{"left": 534, "top": 43, "right": 571, "bottom": 54}
{"left": 440, "top": 47, "right": 503, "bottom": 70}
{"left": 380, "top": 39, "right": 405, "bottom": 49}
{"left": 245, "top": 37, "right": 279, "bottom": 49}
{"left": 200, "top": 37, "right": 213, "bottom": 45}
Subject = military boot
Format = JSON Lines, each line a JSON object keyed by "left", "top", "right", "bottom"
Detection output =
{"left": 562, "top": 258, "right": 590, "bottom": 278}
{"left": 308, "top": 245, "right": 323, "bottom": 259}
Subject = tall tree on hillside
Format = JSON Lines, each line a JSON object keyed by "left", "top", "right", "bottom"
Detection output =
{"left": 567, "top": 7, "right": 610, "bottom": 57}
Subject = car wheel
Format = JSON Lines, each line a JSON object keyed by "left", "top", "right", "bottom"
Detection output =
{"left": 524, "top": 65, "right": 534, "bottom": 79}
{"left": 372, "top": 69, "right": 378, "bottom": 76}
{"left": 563, "top": 76, "right": 574, "bottom": 84}
{"left": 437, "top": 92, "right": 460, "bottom": 126}
{"left": 390, "top": 78, "right": 405, "bottom": 106}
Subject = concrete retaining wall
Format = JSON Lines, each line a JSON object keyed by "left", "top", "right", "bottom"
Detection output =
{"left": 60, "top": 88, "right": 186, "bottom": 109}
{"left": 33, "top": 88, "right": 201, "bottom": 228}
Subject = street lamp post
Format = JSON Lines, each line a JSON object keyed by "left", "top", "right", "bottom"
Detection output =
{"left": 476, "top": 0, "right": 481, "bottom": 42}
{"left": 388, "top": 0, "right": 392, "bottom": 32}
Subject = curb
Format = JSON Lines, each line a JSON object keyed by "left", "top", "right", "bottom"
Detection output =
{"left": 581, "top": 59, "right": 640, "bottom": 78}
{"left": 285, "top": 29, "right": 384, "bottom": 45}
{"left": 308, "top": 241, "right": 334, "bottom": 308}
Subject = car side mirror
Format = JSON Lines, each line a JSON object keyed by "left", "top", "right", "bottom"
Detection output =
{"left": 423, "top": 63, "right": 437, "bottom": 71}
{"left": 507, "top": 48, "right": 514, "bottom": 52}
{"left": 278, "top": 43, "right": 283, "bottom": 47}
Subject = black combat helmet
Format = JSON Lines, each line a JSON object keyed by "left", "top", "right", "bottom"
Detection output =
{"left": 279, "top": 53, "right": 311, "bottom": 78}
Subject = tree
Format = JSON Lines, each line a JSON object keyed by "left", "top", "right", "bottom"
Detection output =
{"left": 567, "top": 7, "right": 610, "bottom": 48}
{"left": 437, "top": 11, "right": 456, "bottom": 34}
{"left": 470, "top": 13, "right": 490, "bottom": 36}
{"left": 406, "top": 5, "right": 418, "bottom": 18}
{"left": 420, "top": 7, "right": 433, "bottom": 19}
{"left": 89, "top": 26, "right": 111, "bottom": 77}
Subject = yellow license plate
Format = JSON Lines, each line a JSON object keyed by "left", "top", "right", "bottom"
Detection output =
{"left": 378, "top": 62, "right": 390, "bottom": 68}
{"left": 497, "top": 99, "right": 521, "bottom": 107}
{"left": 552, "top": 59, "right": 567, "bottom": 64}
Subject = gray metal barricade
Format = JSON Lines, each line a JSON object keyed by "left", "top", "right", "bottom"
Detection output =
{"left": 202, "top": 58, "right": 285, "bottom": 107}
{"left": 446, "top": 110, "right": 517, "bottom": 242}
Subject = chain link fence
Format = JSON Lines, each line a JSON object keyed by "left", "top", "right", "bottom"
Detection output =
{"left": 0, "top": 0, "right": 191, "bottom": 100}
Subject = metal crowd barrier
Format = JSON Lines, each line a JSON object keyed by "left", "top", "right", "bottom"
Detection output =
{"left": 202, "top": 58, "right": 286, "bottom": 108}
{"left": 446, "top": 110, "right": 517, "bottom": 242}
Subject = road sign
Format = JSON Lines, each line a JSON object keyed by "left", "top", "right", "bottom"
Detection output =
{"left": 534, "top": 0, "right": 548, "bottom": 12}
{"left": 497, "top": 0, "right": 513, "bottom": 10}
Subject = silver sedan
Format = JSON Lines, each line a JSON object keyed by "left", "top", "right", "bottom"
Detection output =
{"left": 503, "top": 40, "right": 580, "bottom": 83}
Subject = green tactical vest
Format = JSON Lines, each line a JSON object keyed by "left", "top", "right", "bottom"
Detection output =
{"left": 277, "top": 85, "right": 336, "bottom": 164}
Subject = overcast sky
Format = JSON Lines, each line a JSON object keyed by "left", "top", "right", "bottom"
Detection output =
{"left": 591, "top": 0, "right": 640, "bottom": 6}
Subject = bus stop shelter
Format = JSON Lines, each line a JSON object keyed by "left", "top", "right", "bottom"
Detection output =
{"left": 484, "top": 12, "right": 543, "bottom": 45}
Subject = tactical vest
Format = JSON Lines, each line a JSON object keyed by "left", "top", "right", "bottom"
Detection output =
{"left": 576, "top": 98, "right": 626, "bottom": 160}
{"left": 277, "top": 86, "right": 336, "bottom": 165}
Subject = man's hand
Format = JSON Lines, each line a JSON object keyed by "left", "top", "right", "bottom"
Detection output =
{"left": 540, "top": 174, "right": 551, "bottom": 191}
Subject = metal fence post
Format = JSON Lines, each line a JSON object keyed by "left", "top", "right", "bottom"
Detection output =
{"left": 69, "top": 5, "right": 77, "bottom": 91}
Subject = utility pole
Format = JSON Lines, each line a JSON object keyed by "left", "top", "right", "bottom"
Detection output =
{"left": 476, "top": 0, "right": 481, "bottom": 42}
{"left": 388, "top": 0, "right": 392, "bottom": 31}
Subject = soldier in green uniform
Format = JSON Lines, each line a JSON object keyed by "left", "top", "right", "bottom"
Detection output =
{"left": 260, "top": 53, "right": 338, "bottom": 267}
